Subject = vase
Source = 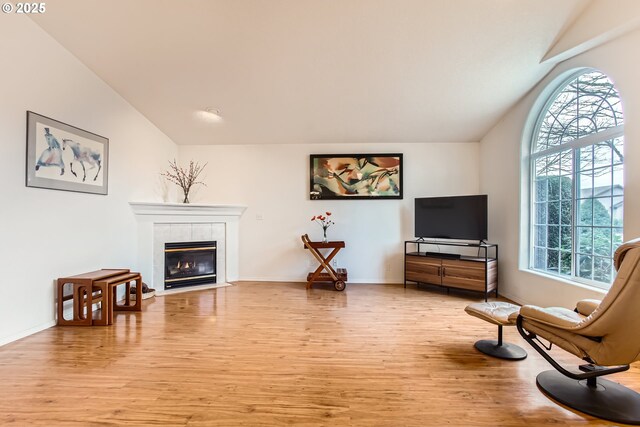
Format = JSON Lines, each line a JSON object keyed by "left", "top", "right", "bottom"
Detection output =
{"left": 323, "top": 228, "right": 328, "bottom": 243}
{"left": 183, "top": 191, "right": 190, "bottom": 204}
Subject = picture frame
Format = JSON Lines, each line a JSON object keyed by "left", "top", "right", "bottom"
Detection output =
{"left": 310, "top": 153, "right": 403, "bottom": 200}
{"left": 26, "top": 111, "right": 109, "bottom": 195}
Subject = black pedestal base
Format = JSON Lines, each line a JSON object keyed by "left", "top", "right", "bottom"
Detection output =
{"left": 474, "top": 339, "right": 527, "bottom": 360}
{"left": 537, "top": 370, "right": 640, "bottom": 425}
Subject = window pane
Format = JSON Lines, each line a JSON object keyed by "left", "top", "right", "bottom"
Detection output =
{"left": 613, "top": 164, "right": 623, "bottom": 189}
{"left": 578, "top": 227, "right": 593, "bottom": 253}
{"left": 578, "top": 170, "right": 593, "bottom": 199}
{"left": 613, "top": 228, "right": 623, "bottom": 249}
{"left": 594, "top": 257, "right": 612, "bottom": 283}
{"left": 536, "top": 116, "right": 557, "bottom": 152}
{"left": 547, "top": 249, "right": 559, "bottom": 272}
{"left": 612, "top": 197, "right": 623, "bottom": 227}
{"left": 560, "top": 201, "right": 571, "bottom": 225}
{"left": 578, "top": 254, "right": 593, "bottom": 280}
{"left": 547, "top": 226, "right": 559, "bottom": 249}
{"left": 560, "top": 177, "right": 572, "bottom": 200}
{"left": 546, "top": 156, "right": 561, "bottom": 177}
{"left": 579, "top": 146, "right": 594, "bottom": 172}
{"left": 578, "top": 199, "right": 593, "bottom": 226}
{"left": 548, "top": 178, "right": 560, "bottom": 201}
{"left": 593, "top": 166, "right": 612, "bottom": 192}
{"left": 535, "top": 158, "right": 547, "bottom": 176}
{"left": 578, "top": 114, "right": 597, "bottom": 138}
{"left": 560, "top": 251, "right": 572, "bottom": 275}
{"left": 534, "top": 247, "right": 545, "bottom": 269}
{"left": 593, "top": 198, "right": 612, "bottom": 226}
{"left": 578, "top": 71, "right": 623, "bottom": 130}
{"left": 535, "top": 203, "right": 547, "bottom": 225}
{"left": 613, "top": 137, "right": 624, "bottom": 164}
{"left": 548, "top": 202, "right": 560, "bottom": 225}
{"left": 562, "top": 118, "right": 579, "bottom": 145}
{"left": 561, "top": 226, "right": 571, "bottom": 250}
{"left": 594, "top": 142, "right": 613, "bottom": 168}
{"left": 535, "top": 178, "right": 548, "bottom": 202}
{"left": 593, "top": 166, "right": 613, "bottom": 197}
{"left": 560, "top": 150, "right": 572, "bottom": 175}
{"left": 535, "top": 225, "right": 547, "bottom": 247}
{"left": 594, "top": 228, "right": 612, "bottom": 257}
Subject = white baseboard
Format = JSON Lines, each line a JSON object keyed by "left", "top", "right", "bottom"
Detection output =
{"left": 0, "top": 320, "right": 56, "bottom": 348}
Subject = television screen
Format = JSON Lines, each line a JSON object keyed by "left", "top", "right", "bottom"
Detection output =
{"left": 415, "top": 195, "right": 487, "bottom": 240}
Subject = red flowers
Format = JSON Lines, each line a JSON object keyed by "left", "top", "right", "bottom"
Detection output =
{"left": 311, "top": 212, "right": 335, "bottom": 230}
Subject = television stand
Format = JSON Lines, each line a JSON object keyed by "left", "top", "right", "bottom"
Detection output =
{"left": 404, "top": 239, "right": 498, "bottom": 301}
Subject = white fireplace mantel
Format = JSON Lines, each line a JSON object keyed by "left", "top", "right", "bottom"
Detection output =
{"left": 129, "top": 202, "right": 247, "bottom": 217}
{"left": 130, "top": 202, "right": 247, "bottom": 294}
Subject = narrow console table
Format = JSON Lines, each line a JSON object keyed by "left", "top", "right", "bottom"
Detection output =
{"left": 404, "top": 240, "right": 498, "bottom": 301}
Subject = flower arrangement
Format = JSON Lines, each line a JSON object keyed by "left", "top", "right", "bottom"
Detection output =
{"left": 161, "top": 159, "right": 207, "bottom": 204}
{"left": 311, "top": 211, "right": 334, "bottom": 242}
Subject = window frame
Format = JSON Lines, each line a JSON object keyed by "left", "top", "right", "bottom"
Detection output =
{"left": 528, "top": 69, "right": 624, "bottom": 290}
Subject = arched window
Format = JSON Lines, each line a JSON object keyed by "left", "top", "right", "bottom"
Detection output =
{"left": 530, "top": 70, "right": 624, "bottom": 289}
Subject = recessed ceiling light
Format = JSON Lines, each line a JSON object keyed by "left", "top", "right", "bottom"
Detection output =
{"left": 196, "top": 107, "right": 223, "bottom": 123}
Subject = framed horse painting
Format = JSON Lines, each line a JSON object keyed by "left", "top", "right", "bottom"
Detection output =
{"left": 25, "top": 111, "right": 109, "bottom": 195}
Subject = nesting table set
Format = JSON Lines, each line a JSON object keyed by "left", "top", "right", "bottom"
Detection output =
{"left": 57, "top": 269, "right": 143, "bottom": 326}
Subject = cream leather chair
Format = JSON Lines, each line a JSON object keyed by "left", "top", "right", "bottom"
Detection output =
{"left": 517, "top": 238, "right": 640, "bottom": 425}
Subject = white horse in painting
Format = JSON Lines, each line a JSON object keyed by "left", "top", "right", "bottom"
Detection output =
{"left": 62, "top": 139, "right": 102, "bottom": 182}
{"left": 36, "top": 127, "right": 65, "bottom": 175}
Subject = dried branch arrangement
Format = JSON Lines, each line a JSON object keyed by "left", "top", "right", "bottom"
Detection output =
{"left": 161, "top": 159, "right": 207, "bottom": 203}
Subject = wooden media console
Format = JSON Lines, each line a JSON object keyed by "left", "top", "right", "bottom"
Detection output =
{"left": 404, "top": 240, "right": 498, "bottom": 301}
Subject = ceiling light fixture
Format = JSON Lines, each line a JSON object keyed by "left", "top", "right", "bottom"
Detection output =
{"left": 196, "top": 107, "right": 223, "bottom": 123}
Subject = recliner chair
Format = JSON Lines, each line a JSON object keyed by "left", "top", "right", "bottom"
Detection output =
{"left": 517, "top": 238, "right": 640, "bottom": 425}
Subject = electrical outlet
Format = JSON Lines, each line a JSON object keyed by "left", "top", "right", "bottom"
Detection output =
{"left": 332, "top": 259, "right": 337, "bottom": 267}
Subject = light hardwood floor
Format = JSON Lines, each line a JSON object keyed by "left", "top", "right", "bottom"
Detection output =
{"left": 0, "top": 282, "right": 638, "bottom": 426}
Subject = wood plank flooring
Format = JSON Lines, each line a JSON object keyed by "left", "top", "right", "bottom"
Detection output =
{"left": 0, "top": 281, "right": 638, "bottom": 426}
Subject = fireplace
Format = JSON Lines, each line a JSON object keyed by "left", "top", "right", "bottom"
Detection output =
{"left": 130, "top": 202, "right": 246, "bottom": 294}
{"left": 164, "top": 241, "right": 217, "bottom": 289}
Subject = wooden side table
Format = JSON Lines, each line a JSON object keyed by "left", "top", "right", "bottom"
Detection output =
{"left": 57, "top": 269, "right": 129, "bottom": 326}
{"left": 96, "top": 272, "right": 143, "bottom": 325}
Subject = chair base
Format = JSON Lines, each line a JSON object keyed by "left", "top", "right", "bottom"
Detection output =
{"left": 537, "top": 370, "right": 640, "bottom": 425}
{"left": 474, "top": 339, "right": 527, "bottom": 360}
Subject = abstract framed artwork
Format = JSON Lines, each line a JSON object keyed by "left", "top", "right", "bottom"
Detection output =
{"left": 309, "top": 153, "right": 403, "bottom": 200}
{"left": 26, "top": 111, "right": 109, "bottom": 195}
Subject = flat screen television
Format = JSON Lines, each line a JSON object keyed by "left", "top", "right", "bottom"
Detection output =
{"left": 415, "top": 195, "right": 488, "bottom": 240}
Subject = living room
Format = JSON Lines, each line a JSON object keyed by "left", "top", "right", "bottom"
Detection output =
{"left": 2, "top": 1, "right": 640, "bottom": 425}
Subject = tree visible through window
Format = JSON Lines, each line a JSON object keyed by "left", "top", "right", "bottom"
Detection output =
{"left": 531, "top": 70, "right": 624, "bottom": 289}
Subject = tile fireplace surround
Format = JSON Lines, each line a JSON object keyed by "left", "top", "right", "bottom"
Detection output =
{"left": 130, "top": 202, "right": 247, "bottom": 294}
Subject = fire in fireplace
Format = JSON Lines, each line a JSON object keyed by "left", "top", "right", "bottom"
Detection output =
{"left": 164, "top": 241, "right": 216, "bottom": 289}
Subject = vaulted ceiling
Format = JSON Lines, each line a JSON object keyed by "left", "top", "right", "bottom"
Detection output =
{"left": 32, "top": 0, "right": 593, "bottom": 145}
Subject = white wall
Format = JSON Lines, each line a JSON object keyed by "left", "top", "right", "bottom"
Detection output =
{"left": 0, "top": 17, "right": 177, "bottom": 345}
{"left": 179, "top": 143, "right": 480, "bottom": 283}
{"left": 480, "top": 28, "right": 640, "bottom": 308}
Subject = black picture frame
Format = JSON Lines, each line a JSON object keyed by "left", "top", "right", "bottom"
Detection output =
{"left": 309, "top": 153, "right": 403, "bottom": 200}
{"left": 26, "top": 111, "right": 109, "bottom": 195}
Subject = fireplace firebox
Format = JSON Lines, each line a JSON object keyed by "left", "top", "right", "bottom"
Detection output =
{"left": 164, "top": 241, "right": 216, "bottom": 289}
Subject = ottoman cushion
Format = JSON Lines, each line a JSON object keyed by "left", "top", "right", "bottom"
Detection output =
{"left": 465, "top": 301, "right": 521, "bottom": 326}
